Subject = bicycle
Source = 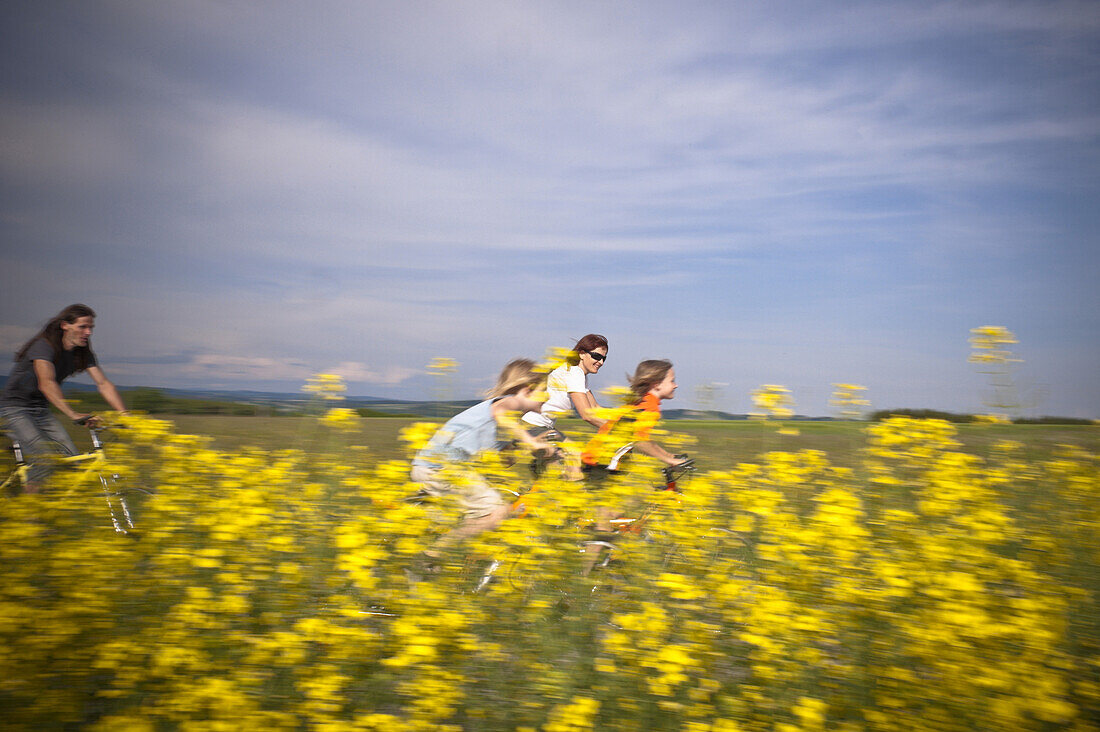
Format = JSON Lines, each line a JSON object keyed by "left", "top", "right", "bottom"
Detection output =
{"left": 1, "top": 419, "right": 145, "bottom": 535}
{"left": 386, "top": 449, "right": 709, "bottom": 628}
{"left": 479, "top": 452, "right": 697, "bottom": 594}
{"left": 397, "top": 433, "right": 575, "bottom": 592}
{"left": 588, "top": 455, "right": 696, "bottom": 547}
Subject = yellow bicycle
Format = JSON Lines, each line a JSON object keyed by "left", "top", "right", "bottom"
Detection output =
{"left": 2, "top": 421, "right": 142, "bottom": 534}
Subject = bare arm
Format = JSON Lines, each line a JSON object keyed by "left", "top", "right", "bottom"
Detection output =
{"left": 87, "top": 366, "right": 128, "bottom": 413}
{"left": 633, "top": 439, "right": 685, "bottom": 467}
{"left": 32, "top": 360, "right": 89, "bottom": 422}
{"left": 492, "top": 397, "right": 556, "bottom": 455}
{"left": 570, "top": 391, "right": 607, "bottom": 428}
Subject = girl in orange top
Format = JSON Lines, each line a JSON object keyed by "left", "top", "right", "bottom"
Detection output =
{"left": 578, "top": 359, "right": 688, "bottom": 573}
{"left": 582, "top": 359, "right": 690, "bottom": 470}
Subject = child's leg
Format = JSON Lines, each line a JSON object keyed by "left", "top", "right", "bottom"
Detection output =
{"left": 438, "top": 502, "right": 509, "bottom": 547}
{"left": 579, "top": 468, "right": 618, "bottom": 574}
{"left": 581, "top": 515, "right": 618, "bottom": 575}
{"left": 411, "top": 464, "right": 508, "bottom": 554}
{"left": 436, "top": 471, "right": 508, "bottom": 548}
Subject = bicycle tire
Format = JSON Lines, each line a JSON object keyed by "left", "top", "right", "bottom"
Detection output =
{"left": 506, "top": 554, "right": 540, "bottom": 594}
{"left": 505, "top": 553, "right": 579, "bottom": 609}
{"left": 1, "top": 469, "right": 22, "bottom": 495}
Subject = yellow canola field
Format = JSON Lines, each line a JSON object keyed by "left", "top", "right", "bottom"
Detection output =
{"left": 1, "top": 414, "right": 1098, "bottom": 731}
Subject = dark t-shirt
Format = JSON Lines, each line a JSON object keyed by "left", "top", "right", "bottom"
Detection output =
{"left": 0, "top": 338, "right": 97, "bottom": 408}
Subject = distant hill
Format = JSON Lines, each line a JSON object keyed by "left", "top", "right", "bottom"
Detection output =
{"left": 51, "top": 383, "right": 479, "bottom": 418}
{"left": 8, "top": 377, "right": 1091, "bottom": 423}
{"left": 6, "top": 379, "right": 850, "bottom": 420}
{"left": 45, "top": 383, "right": 761, "bottom": 419}
{"left": 662, "top": 409, "right": 833, "bottom": 421}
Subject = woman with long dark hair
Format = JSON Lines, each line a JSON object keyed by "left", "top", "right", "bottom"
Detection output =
{"left": 1, "top": 304, "right": 128, "bottom": 492}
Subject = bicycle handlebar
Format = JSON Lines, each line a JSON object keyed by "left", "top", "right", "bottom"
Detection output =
{"left": 662, "top": 455, "right": 695, "bottom": 482}
{"left": 72, "top": 416, "right": 114, "bottom": 449}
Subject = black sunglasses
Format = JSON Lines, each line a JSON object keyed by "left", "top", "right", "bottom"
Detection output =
{"left": 585, "top": 351, "right": 606, "bottom": 362}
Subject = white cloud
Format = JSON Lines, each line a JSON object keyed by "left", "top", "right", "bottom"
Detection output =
{"left": 104, "top": 352, "right": 419, "bottom": 390}
{"left": 328, "top": 361, "right": 419, "bottom": 386}
{"left": 0, "top": 325, "right": 35, "bottom": 355}
{"left": 1, "top": 1, "right": 1096, "bottom": 415}
{"left": 3, "top": 0, "right": 1095, "bottom": 275}
{"left": 182, "top": 354, "right": 314, "bottom": 382}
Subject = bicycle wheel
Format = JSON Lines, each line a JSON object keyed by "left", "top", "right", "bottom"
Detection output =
{"left": 505, "top": 552, "right": 573, "bottom": 604}
{"left": 1, "top": 469, "right": 23, "bottom": 495}
{"left": 506, "top": 554, "right": 540, "bottom": 593}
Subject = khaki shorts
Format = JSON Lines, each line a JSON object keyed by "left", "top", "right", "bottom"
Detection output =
{"left": 410, "top": 463, "right": 506, "bottom": 519}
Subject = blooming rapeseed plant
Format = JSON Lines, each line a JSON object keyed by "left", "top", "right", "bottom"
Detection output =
{"left": 968, "top": 326, "right": 1019, "bottom": 365}
{"left": 320, "top": 407, "right": 362, "bottom": 432}
{"left": 303, "top": 373, "right": 348, "bottom": 401}
{"left": 969, "top": 325, "right": 1025, "bottom": 421}
{"left": 830, "top": 383, "right": 870, "bottom": 420}
{"left": 751, "top": 384, "right": 795, "bottom": 420}
{"left": 0, "top": 402, "right": 1095, "bottom": 730}
{"left": 750, "top": 384, "right": 800, "bottom": 437}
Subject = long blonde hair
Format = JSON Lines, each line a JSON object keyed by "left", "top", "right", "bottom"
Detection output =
{"left": 486, "top": 358, "right": 544, "bottom": 398}
{"left": 628, "top": 359, "right": 672, "bottom": 402}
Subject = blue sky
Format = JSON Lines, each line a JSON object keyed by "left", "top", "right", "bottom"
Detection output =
{"left": 2, "top": 1, "right": 1098, "bottom": 416}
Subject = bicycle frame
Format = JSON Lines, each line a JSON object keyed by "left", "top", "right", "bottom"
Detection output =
{"left": 407, "top": 436, "right": 693, "bottom": 593}
{"left": 479, "top": 454, "right": 695, "bottom": 588}
{"left": 3, "top": 427, "right": 135, "bottom": 534}
{"left": 508, "top": 451, "right": 693, "bottom": 525}
{"left": 607, "top": 460, "right": 695, "bottom": 532}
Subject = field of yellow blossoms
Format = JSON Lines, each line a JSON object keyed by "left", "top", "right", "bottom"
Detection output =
{"left": 1, "top": 408, "right": 1098, "bottom": 731}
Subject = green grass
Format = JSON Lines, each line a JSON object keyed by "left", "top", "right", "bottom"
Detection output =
{"left": 3, "top": 414, "right": 1096, "bottom": 479}
{"left": 675, "top": 420, "right": 1099, "bottom": 469}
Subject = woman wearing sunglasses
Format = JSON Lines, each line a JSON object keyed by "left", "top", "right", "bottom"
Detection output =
{"left": 522, "top": 333, "right": 609, "bottom": 433}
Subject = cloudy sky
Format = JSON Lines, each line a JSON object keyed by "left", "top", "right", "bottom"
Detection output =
{"left": 2, "top": 1, "right": 1097, "bottom": 416}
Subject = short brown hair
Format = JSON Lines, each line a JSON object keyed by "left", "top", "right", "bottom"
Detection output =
{"left": 567, "top": 333, "right": 608, "bottom": 365}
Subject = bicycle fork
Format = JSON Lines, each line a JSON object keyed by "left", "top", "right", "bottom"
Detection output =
{"left": 99, "top": 473, "right": 133, "bottom": 534}
{"left": 472, "top": 559, "right": 503, "bottom": 593}
{"left": 88, "top": 428, "right": 133, "bottom": 534}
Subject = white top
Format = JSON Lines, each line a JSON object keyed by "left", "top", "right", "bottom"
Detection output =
{"left": 522, "top": 363, "right": 589, "bottom": 428}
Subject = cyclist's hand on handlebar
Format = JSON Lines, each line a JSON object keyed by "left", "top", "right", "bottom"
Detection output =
{"left": 532, "top": 440, "right": 561, "bottom": 459}
{"left": 671, "top": 454, "right": 694, "bottom": 468}
{"left": 73, "top": 413, "right": 102, "bottom": 428}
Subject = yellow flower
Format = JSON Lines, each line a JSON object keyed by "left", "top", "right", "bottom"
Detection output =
{"left": 751, "top": 384, "right": 795, "bottom": 419}
{"left": 303, "top": 373, "right": 348, "bottom": 400}
{"left": 319, "top": 407, "right": 361, "bottom": 432}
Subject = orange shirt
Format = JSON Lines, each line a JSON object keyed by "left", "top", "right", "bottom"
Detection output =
{"left": 582, "top": 393, "right": 661, "bottom": 466}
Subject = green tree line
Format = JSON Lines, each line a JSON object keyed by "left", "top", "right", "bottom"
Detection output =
{"left": 869, "top": 408, "right": 1092, "bottom": 425}
{"left": 71, "top": 388, "right": 416, "bottom": 418}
